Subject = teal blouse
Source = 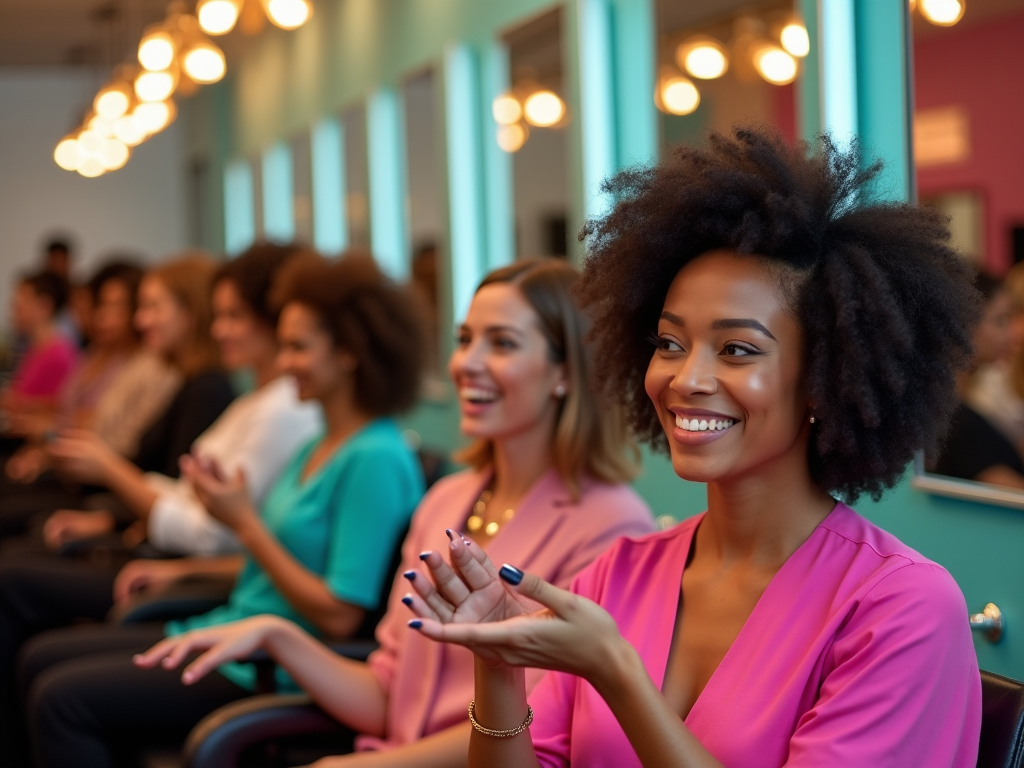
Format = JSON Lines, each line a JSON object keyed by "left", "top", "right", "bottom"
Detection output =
{"left": 166, "top": 417, "right": 424, "bottom": 691}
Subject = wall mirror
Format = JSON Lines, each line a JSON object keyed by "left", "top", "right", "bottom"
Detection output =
{"left": 501, "top": 8, "right": 570, "bottom": 259}
{"left": 910, "top": 0, "right": 1024, "bottom": 508}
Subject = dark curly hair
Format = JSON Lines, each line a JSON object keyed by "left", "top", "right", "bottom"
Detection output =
{"left": 273, "top": 251, "right": 425, "bottom": 417}
{"left": 214, "top": 243, "right": 312, "bottom": 328}
{"left": 575, "top": 126, "right": 980, "bottom": 502}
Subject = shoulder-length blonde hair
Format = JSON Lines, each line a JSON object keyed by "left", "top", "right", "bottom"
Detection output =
{"left": 456, "top": 258, "right": 639, "bottom": 499}
{"left": 148, "top": 253, "right": 220, "bottom": 378}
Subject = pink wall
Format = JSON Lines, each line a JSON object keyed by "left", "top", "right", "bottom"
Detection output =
{"left": 914, "top": 11, "right": 1024, "bottom": 273}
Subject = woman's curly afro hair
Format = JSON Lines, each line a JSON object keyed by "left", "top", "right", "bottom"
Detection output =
{"left": 574, "top": 125, "right": 980, "bottom": 502}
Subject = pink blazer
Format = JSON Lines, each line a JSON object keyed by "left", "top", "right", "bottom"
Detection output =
{"left": 357, "top": 467, "right": 654, "bottom": 751}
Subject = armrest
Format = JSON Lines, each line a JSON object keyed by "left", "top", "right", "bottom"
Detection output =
{"left": 109, "top": 576, "right": 235, "bottom": 625}
{"left": 184, "top": 693, "right": 355, "bottom": 768}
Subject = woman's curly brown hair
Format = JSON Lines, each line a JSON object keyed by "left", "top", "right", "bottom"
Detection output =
{"left": 574, "top": 125, "right": 980, "bottom": 502}
{"left": 274, "top": 251, "right": 426, "bottom": 417}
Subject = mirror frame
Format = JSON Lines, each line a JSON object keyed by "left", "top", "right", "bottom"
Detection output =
{"left": 912, "top": 453, "right": 1024, "bottom": 511}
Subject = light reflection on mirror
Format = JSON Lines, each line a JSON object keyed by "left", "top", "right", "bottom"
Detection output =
{"left": 912, "top": 0, "right": 1024, "bottom": 501}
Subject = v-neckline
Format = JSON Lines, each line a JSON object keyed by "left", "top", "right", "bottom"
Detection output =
{"left": 661, "top": 505, "right": 841, "bottom": 725}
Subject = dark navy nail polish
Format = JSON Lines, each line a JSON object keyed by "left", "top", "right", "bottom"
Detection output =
{"left": 401, "top": 596, "right": 413, "bottom": 606}
{"left": 403, "top": 570, "right": 416, "bottom": 581}
{"left": 408, "top": 619, "right": 423, "bottom": 630}
{"left": 499, "top": 564, "right": 524, "bottom": 585}
{"left": 419, "top": 551, "right": 431, "bottom": 561}
{"left": 445, "top": 529, "right": 454, "bottom": 541}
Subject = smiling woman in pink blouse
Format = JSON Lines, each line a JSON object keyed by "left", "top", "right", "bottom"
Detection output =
{"left": 405, "top": 127, "right": 984, "bottom": 768}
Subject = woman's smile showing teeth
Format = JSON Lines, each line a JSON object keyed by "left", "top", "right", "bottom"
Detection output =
{"left": 670, "top": 409, "right": 739, "bottom": 444}
{"left": 460, "top": 387, "right": 499, "bottom": 404}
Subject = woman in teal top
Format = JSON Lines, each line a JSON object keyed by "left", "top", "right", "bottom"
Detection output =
{"left": 19, "top": 252, "right": 427, "bottom": 768}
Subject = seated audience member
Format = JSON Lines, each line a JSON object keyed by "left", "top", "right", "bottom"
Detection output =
{"left": 40, "top": 243, "right": 322, "bottom": 554}
{"left": 1, "top": 271, "right": 78, "bottom": 425}
{"left": 16, "top": 252, "right": 426, "bottom": 768}
{"left": 937, "top": 273, "right": 1024, "bottom": 487}
{"left": 138, "top": 258, "right": 655, "bottom": 765}
{"left": 4, "top": 262, "right": 146, "bottom": 485}
{"left": 407, "top": 128, "right": 981, "bottom": 768}
{"left": 43, "top": 253, "right": 235, "bottom": 499}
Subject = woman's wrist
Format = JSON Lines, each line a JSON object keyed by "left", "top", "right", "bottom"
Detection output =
{"left": 589, "top": 633, "right": 644, "bottom": 703}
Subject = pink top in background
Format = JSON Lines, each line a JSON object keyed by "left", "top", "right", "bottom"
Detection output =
{"left": 358, "top": 468, "right": 654, "bottom": 751}
{"left": 11, "top": 336, "right": 78, "bottom": 399}
{"left": 530, "top": 502, "right": 981, "bottom": 768}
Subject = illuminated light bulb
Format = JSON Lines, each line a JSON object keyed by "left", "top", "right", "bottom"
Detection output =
{"left": 264, "top": 0, "right": 312, "bottom": 30}
{"left": 676, "top": 37, "right": 728, "bottom": 80}
{"left": 753, "top": 45, "right": 798, "bottom": 85}
{"left": 113, "top": 114, "right": 147, "bottom": 146}
{"left": 492, "top": 94, "right": 523, "bottom": 126}
{"left": 523, "top": 91, "right": 565, "bottom": 128}
{"left": 134, "top": 100, "right": 177, "bottom": 134}
{"left": 780, "top": 22, "right": 810, "bottom": 58}
{"left": 88, "top": 114, "right": 116, "bottom": 137}
{"left": 94, "top": 82, "right": 132, "bottom": 120}
{"left": 54, "top": 137, "right": 84, "bottom": 171}
{"left": 496, "top": 123, "right": 528, "bottom": 153}
{"left": 77, "top": 129, "right": 106, "bottom": 156}
{"left": 920, "top": 0, "right": 964, "bottom": 25}
{"left": 658, "top": 76, "right": 700, "bottom": 116}
{"left": 77, "top": 157, "right": 107, "bottom": 178}
{"left": 182, "top": 39, "right": 226, "bottom": 84}
{"left": 197, "top": 0, "right": 241, "bottom": 34}
{"left": 138, "top": 28, "right": 177, "bottom": 71}
{"left": 135, "top": 69, "right": 177, "bottom": 102}
{"left": 99, "top": 139, "right": 130, "bottom": 171}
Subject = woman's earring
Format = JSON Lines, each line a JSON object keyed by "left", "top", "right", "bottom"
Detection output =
{"left": 809, "top": 415, "right": 816, "bottom": 424}
{"left": 554, "top": 385, "right": 567, "bottom": 398}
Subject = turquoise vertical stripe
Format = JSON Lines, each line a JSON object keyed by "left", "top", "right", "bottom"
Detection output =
{"left": 444, "top": 43, "right": 486, "bottom": 322}
{"left": 797, "top": 0, "right": 822, "bottom": 142}
{"left": 367, "top": 87, "right": 410, "bottom": 281}
{"left": 262, "top": 142, "right": 295, "bottom": 243}
{"left": 820, "top": 0, "right": 858, "bottom": 148}
{"left": 855, "top": 0, "right": 912, "bottom": 201}
{"left": 311, "top": 118, "right": 348, "bottom": 254}
{"left": 481, "top": 40, "right": 514, "bottom": 272}
{"left": 224, "top": 160, "right": 256, "bottom": 256}
{"left": 611, "top": 0, "right": 657, "bottom": 168}
{"left": 576, "top": 0, "right": 617, "bottom": 218}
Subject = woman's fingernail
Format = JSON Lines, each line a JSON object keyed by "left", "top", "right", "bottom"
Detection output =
{"left": 401, "top": 595, "right": 413, "bottom": 606}
{"left": 445, "top": 529, "right": 454, "bottom": 541}
{"left": 419, "top": 551, "right": 431, "bottom": 561}
{"left": 403, "top": 570, "right": 416, "bottom": 581}
{"left": 183, "top": 672, "right": 194, "bottom": 684}
{"left": 408, "top": 619, "right": 423, "bottom": 630}
{"left": 499, "top": 564, "right": 524, "bottom": 585}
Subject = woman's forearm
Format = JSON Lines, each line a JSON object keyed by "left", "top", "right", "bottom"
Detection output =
{"left": 592, "top": 641, "right": 722, "bottom": 768}
{"left": 262, "top": 618, "right": 389, "bottom": 737}
{"left": 174, "top": 556, "right": 246, "bottom": 579}
{"left": 467, "top": 660, "right": 541, "bottom": 768}
{"left": 101, "top": 454, "right": 159, "bottom": 519}
{"left": 236, "top": 518, "right": 365, "bottom": 637}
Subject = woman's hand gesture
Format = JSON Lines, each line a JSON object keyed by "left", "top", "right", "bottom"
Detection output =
{"left": 179, "top": 453, "right": 257, "bottom": 532}
{"left": 46, "top": 429, "right": 117, "bottom": 484}
{"left": 404, "top": 532, "right": 628, "bottom": 684}
{"left": 133, "top": 615, "right": 288, "bottom": 685}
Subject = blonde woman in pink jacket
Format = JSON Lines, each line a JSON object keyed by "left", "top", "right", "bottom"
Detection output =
{"left": 137, "top": 258, "right": 654, "bottom": 766}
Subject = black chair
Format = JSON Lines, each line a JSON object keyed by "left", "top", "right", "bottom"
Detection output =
{"left": 980, "top": 670, "right": 1024, "bottom": 768}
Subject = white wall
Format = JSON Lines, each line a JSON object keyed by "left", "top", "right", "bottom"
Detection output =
{"left": 0, "top": 69, "right": 187, "bottom": 332}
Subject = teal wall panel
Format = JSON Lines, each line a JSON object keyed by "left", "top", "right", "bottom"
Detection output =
{"left": 261, "top": 141, "right": 295, "bottom": 243}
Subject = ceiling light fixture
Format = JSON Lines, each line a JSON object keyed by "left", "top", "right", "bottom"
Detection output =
{"left": 676, "top": 36, "right": 729, "bottom": 80}
{"left": 196, "top": 0, "right": 242, "bottom": 34}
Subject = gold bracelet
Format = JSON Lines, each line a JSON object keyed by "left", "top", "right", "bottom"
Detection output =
{"left": 467, "top": 700, "right": 534, "bottom": 738}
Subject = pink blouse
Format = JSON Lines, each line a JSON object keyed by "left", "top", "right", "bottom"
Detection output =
{"left": 530, "top": 502, "right": 981, "bottom": 768}
{"left": 358, "top": 468, "right": 654, "bottom": 751}
{"left": 12, "top": 337, "right": 78, "bottom": 399}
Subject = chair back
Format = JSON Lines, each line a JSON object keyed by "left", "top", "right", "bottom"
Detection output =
{"left": 980, "top": 670, "right": 1024, "bottom": 768}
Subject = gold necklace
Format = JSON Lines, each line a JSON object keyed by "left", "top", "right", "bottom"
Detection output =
{"left": 466, "top": 489, "right": 515, "bottom": 537}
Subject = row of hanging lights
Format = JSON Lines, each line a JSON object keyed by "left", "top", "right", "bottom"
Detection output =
{"left": 656, "top": 16, "right": 809, "bottom": 117}
{"left": 54, "top": 0, "right": 313, "bottom": 178}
